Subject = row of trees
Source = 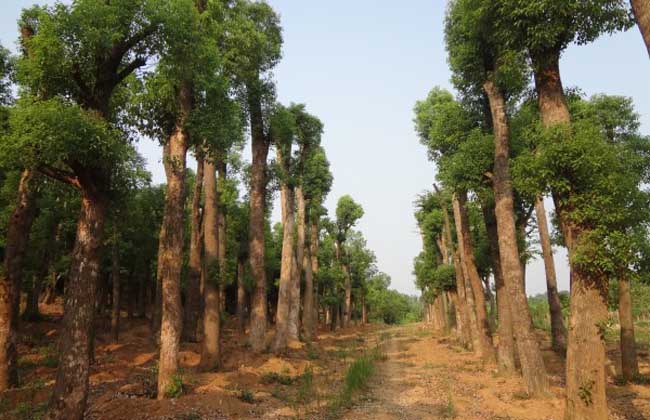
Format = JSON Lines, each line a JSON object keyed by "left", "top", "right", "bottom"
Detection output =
{"left": 0, "top": 1, "right": 411, "bottom": 419}
{"left": 414, "top": 1, "right": 650, "bottom": 419}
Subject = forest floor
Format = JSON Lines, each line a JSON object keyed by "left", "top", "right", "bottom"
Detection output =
{"left": 2, "top": 302, "right": 650, "bottom": 419}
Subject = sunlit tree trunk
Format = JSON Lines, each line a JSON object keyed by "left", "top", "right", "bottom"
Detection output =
{"left": 292, "top": 187, "right": 308, "bottom": 339}
{"left": 632, "top": 0, "right": 650, "bottom": 58}
{"left": 485, "top": 78, "right": 549, "bottom": 395}
{"left": 184, "top": 159, "right": 204, "bottom": 343}
{"left": 532, "top": 50, "right": 607, "bottom": 419}
{"left": 200, "top": 160, "right": 221, "bottom": 370}
{"left": 216, "top": 158, "right": 227, "bottom": 316}
{"left": 619, "top": 276, "right": 638, "bottom": 381}
{"left": 310, "top": 221, "right": 320, "bottom": 338}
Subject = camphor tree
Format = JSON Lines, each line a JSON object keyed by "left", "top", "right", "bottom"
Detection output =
{"left": 631, "top": 0, "right": 650, "bottom": 57}
{"left": 4, "top": 1, "right": 165, "bottom": 417}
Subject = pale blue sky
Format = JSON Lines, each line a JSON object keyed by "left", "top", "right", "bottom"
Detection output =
{"left": 2, "top": 1, "right": 649, "bottom": 296}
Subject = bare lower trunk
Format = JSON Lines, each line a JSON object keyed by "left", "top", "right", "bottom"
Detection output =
{"left": 485, "top": 78, "right": 548, "bottom": 395}
{"left": 157, "top": 113, "right": 189, "bottom": 399}
{"left": 248, "top": 96, "right": 270, "bottom": 353}
{"left": 236, "top": 259, "right": 246, "bottom": 332}
{"left": 184, "top": 159, "right": 204, "bottom": 343}
{"left": 111, "top": 239, "right": 121, "bottom": 343}
{"left": 535, "top": 196, "right": 567, "bottom": 352}
{"left": 532, "top": 50, "right": 607, "bottom": 419}
{"left": 482, "top": 204, "right": 516, "bottom": 374}
{"left": 200, "top": 160, "right": 221, "bottom": 370}
{"left": 632, "top": 0, "right": 650, "bottom": 58}
{"left": 216, "top": 158, "right": 227, "bottom": 321}
{"left": 619, "top": 276, "right": 638, "bottom": 381}
{"left": 0, "top": 169, "right": 37, "bottom": 390}
{"left": 291, "top": 187, "right": 308, "bottom": 340}
{"left": 272, "top": 183, "right": 296, "bottom": 353}
{"left": 310, "top": 222, "right": 319, "bottom": 339}
{"left": 47, "top": 192, "right": 107, "bottom": 420}
{"left": 361, "top": 294, "right": 367, "bottom": 324}
{"left": 301, "top": 213, "right": 314, "bottom": 342}
{"left": 453, "top": 192, "right": 495, "bottom": 362}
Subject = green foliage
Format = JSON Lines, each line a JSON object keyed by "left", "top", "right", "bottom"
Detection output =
{"left": 164, "top": 373, "right": 184, "bottom": 399}
{"left": 335, "top": 195, "right": 364, "bottom": 241}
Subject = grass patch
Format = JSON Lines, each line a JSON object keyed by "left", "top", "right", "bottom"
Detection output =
{"left": 238, "top": 389, "right": 255, "bottom": 403}
{"left": 261, "top": 371, "right": 295, "bottom": 386}
{"left": 164, "top": 374, "right": 184, "bottom": 398}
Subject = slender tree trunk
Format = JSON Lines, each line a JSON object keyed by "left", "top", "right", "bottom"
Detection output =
{"left": 484, "top": 78, "right": 549, "bottom": 395}
{"left": 23, "top": 275, "right": 43, "bottom": 322}
{"left": 0, "top": 169, "right": 37, "bottom": 391}
{"left": 248, "top": 95, "right": 270, "bottom": 353}
{"left": 272, "top": 182, "right": 296, "bottom": 353}
{"left": 482, "top": 204, "right": 516, "bottom": 374}
{"left": 236, "top": 258, "right": 246, "bottom": 332}
{"left": 361, "top": 294, "right": 367, "bottom": 324}
{"left": 156, "top": 100, "right": 190, "bottom": 398}
{"left": 632, "top": 0, "right": 650, "bottom": 58}
{"left": 291, "top": 187, "right": 308, "bottom": 339}
{"left": 619, "top": 276, "right": 638, "bottom": 381}
{"left": 111, "top": 238, "right": 121, "bottom": 343}
{"left": 310, "top": 221, "right": 320, "bottom": 339}
{"left": 200, "top": 160, "right": 221, "bottom": 370}
{"left": 535, "top": 196, "right": 567, "bottom": 352}
{"left": 47, "top": 192, "right": 107, "bottom": 420}
{"left": 301, "top": 210, "right": 314, "bottom": 342}
{"left": 216, "top": 158, "right": 227, "bottom": 317}
{"left": 532, "top": 50, "right": 608, "bottom": 419}
{"left": 184, "top": 159, "right": 204, "bottom": 343}
{"left": 453, "top": 192, "right": 495, "bottom": 362}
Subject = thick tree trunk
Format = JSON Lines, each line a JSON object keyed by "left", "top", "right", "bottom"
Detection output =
{"left": 200, "top": 160, "right": 221, "bottom": 370}
{"left": 156, "top": 110, "right": 189, "bottom": 398}
{"left": 484, "top": 78, "right": 549, "bottom": 395}
{"left": 632, "top": 0, "right": 650, "bottom": 58}
{"left": 456, "top": 248, "right": 479, "bottom": 350}
{"left": 532, "top": 50, "right": 608, "bottom": 419}
{"left": 301, "top": 210, "right": 314, "bottom": 342}
{"left": 236, "top": 258, "right": 246, "bottom": 332}
{"left": 310, "top": 222, "right": 320, "bottom": 338}
{"left": 23, "top": 275, "right": 43, "bottom": 322}
{"left": 482, "top": 204, "right": 516, "bottom": 374}
{"left": 216, "top": 159, "right": 227, "bottom": 316}
{"left": 291, "top": 187, "right": 308, "bottom": 340}
{"left": 535, "top": 196, "right": 567, "bottom": 352}
{"left": 111, "top": 239, "right": 121, "bottom": 343}
{"left": 619, "top": 276, "right": 638, "bottom": 381}
{"left": 248, "top": 96, "right": 270, "bottom": 353}
{"left": 272, "top": 182, "right": 296, "bottom": 353}
{"left": 184, "top": 159, "right": 204, "bottom": 343}
{"left": 0, "top": 169, "right": 37, "bottom": 390}
{"left": 47, "top": 192, "right": 107, "bottom": 420}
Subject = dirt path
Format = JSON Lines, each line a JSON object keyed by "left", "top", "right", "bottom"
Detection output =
{"left": 343, "top": 324, "right": 565, "bottom": 420}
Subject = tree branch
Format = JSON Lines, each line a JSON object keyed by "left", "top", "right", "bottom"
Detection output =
{"left": 38, "top": 164, "right": 82, "bottom": 190}
{"left": 116, "top": 57, "right": 147, "bottom": 84}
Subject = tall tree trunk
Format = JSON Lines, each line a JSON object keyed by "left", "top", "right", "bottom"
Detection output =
{"left": 632, "top": 0, "right": 650, "bottom": 58}
{"left": 339, "top": 244, "right": 352, "bottom": 329}
{"left": 156, "top": 100, "right": 190, "bottom": 399}
{"left": 200, "top": 160, "right": 221, "bottom": 370}
{"left": 535, "top": 196, "right": 567, "bottom": 352}
{"left": 272, "top": 182, "right": 296, "bottom": 353}
{"left": 216, "top": 158, "right": 227, "bottom": 316}
{"left": 484, "top": 78, "right": 549, "bottom": 395}
{"left": 453, "top": 192, "right": 495, "bottom": 363}
{"left": 619, "top": 276, "right": 638, "bottom": 381}
{"left": 482, "top": 204, "right": 516, "bottom": 374}
{"left": 0, "top": 169, "right": 37, "bottom": 390}
{"left": 184, "top": 159, "right": 204, "bottom": 343}
{"left": 301, "top": 207, "right": 314, "bottom": 342}
{"left": 310, "top": 221, "right": 320, "bottom": 338}
{"left": 456, "top": 248, "right": 479, "bottom": 350}
{"left": 532, "top": 50, "right": 608, "bottom": 420}
{"left": 248, "top": 95, "right": 270, "bottom": 353}
{"left": 111, "top": 237, "right": 121, "bottom": 343}
{"left": 236, "top": 258, "right": 246, "bottom": 332}
{"left": 47, "top": 191, "right": 107, "bottom": 420}
{"left": 291, "top": 187, "right": 308, "bottom": 340}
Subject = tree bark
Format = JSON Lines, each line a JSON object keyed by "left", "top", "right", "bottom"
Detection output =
{"left": 535, "top": 196, "right": 567, "bottom": 352}
{"left": 310, "top": 221, "right": 320, "bottom": 339}
{"left": 183, "top": 159, "right": 204, "bottom": 343}
{"left": 156, "top": 100, "right": 190, "bottom": 398}
{"left": 632, "top": 0, "right": 650, "bottom": 58}
{"left": 301, "top": 205, "right": 314, "bottom": 342}
{"left": 47, "top": 192, "right": 107, "bottom": 420}
{"left": 482, "top": 204, "right": 516, "bottom": 374}
{"left": 111, "top": 237, "right": 121, "bottom": 343}
{"left": 619, "top": 276, "right": 638, "bottom": 381}
{"left": 291, "top": 187, "right": 308, "bottom": 340}
{"left": 216, "top": 158, "right": 227, "bottom": 316}
{"left": 453, "top": 192, "right": 495, "bottom": 363}
{"left": 0, "top": 169, "right": 37, "bottom": 390}
{"left": 248, "top": 94, "right": 270, "bottom": 353}
{"left": 484, "top": 78, "right": 549, "bottom": 395}
{"left": 532, "top": 50, "right": 608, "bottom": 419}
{"left": 272, "top": 181, "right": 296, "bottom": 353}
{"left": 200, "top": 160, "right": 221, "bottom": 370}
{"left": 236, "top": 258, "right": 246, "bottom": 332}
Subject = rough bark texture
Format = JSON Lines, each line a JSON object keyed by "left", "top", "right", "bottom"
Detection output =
{"left": 183, "top": 159, "right": 204, "bottom": 343}
{"left": 0, "top": 169, "right": 37, "bottom": 390}
{"left": 453, "top": 192, "right": 495, "bottom": 363}
{"left": 200, "top": 160, "right": 221, "bottom": 370}
{"left": 111, "top": 239, "right": 121, "bottom": 343}
{"left": 483, "top": 204, "right": 516, "bottom": 374}
{"left": 632, "top": 0, "right": 650, "bottom": 58}
{"left": 535, "top": 196, "right": 567, "bottom": 352}
{"left": 485, "top": 78, "right": 549, "bottom": 395}
{"left": 291, "top": 187, "right": 308, "bottom": 340}
{"left": 619, "top": 276, "right": 638, "bottom": 381}
{"left": 532, "top": 51, "right": 608, "bottom": 420}
{"left": 310, "top": 222, "right": 320, "bottom": 339}
{"left": 47, "top": 192, "right": 107, "bottom": 420}
{"left": 340, "top": 245, "right": 352, "bottom": 329}
{"left": 156, "top": 102, "right": 189, "bottom": 399}
{"left": 216, "top": 159, "right": 227, "bottom": 315}
{"left": 272, "top": 182, "right": 296, "bottom": 353}
{"left": 248, "top": 95, "right": 270, "bottom": 353}
{"left": 301, "top": 202, "right": 314, "bottom": 342}
{"left": 236, "top": 258, "right": 247, "bottom": 332}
